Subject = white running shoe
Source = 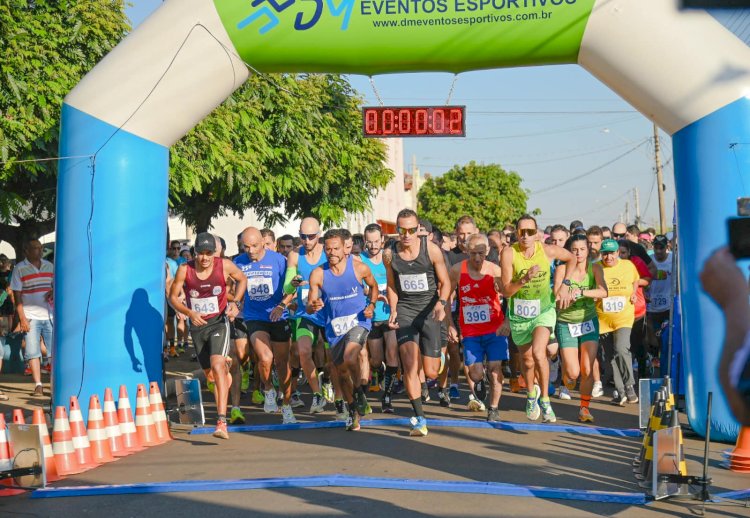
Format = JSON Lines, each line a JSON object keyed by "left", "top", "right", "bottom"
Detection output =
{"left": 281, "top": 404, "right": 297, "bottom": 424}
{"left": 467, "top": 394, "right": 486, "bottom": 412}
{"left": 592, "top": 381, "right": 604, "bottom": 398}
{"left": 310, "top": 393, "right": 326, "bottom": 413}
{"left": 264, "top": 388, "right": 278, "bottom": 413}
{"left": 558, "top": 386, "right": 572, "bottom": 400}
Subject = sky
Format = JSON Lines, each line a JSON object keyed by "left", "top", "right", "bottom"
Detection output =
{"left": 127, "top": 0, "right": 681, "bottom": 231}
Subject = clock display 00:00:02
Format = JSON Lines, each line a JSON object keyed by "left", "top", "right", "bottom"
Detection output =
{"left": 362, "top": 106, "right": 465, "bottom": 137}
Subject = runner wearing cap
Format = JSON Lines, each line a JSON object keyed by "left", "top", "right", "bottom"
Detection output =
{"left": 596, "top": 239, "right": 641, "bottom": 406}
{"left": 169, "top": 232, "right": 247, "bottom": 439}
{"left": 647, "top": 235, "right": 673, "bottom": 372}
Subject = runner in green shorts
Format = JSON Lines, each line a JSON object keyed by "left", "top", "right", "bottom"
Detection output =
{"left": 553, "top": 234, "right": 608, "bottom": 423}
{"left": 501, "top": 215, "right": 576, "bottom": 423}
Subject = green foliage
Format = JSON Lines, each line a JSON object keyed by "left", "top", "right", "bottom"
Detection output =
{"left": 170, "top": 73, "right": 392, "bottom": 232}
{"left": 417, "top": 161, "right": 530, "bottom": 232}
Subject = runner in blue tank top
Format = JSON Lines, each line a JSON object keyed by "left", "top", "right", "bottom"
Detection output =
{"left": 307, "top": 229, "right": 379, "bottom": 432}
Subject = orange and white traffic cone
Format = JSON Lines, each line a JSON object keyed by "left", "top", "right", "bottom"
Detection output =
{"left": 117, "top": 385, "right": 144, "bottom": 453}
{"left": 0, "top": 414, "right": 26, "bottom": 496}
{"left": 87, "top": 395, "right": 114, "bottom": 464}
{"left": 32, "top": 408, "right": 61, "bottom": 482}
{"left": 103, "top": 388, "right": 128, "bottom": 457}
{"left": 51, "top": 406, "right": 84, "bottom": 477}
{"left": 69, "top": 396, "right": 98, "bottom": 471}
{"left": 728, "top": 426, "right": 750, "bottom": 473}
{"left": 12, "top": 409, "right": 25, "bottom": 425}
{"left": 149, "top": 382, "right": 171, "bottom": 445}
{"left": 134, "top": 384, "right": 158, "bottom": 447}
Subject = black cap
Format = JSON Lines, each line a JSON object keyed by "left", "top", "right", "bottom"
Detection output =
{"left": 195, "top": 232, "right": 216, "bottom": 253}
{"left": 653, "top": 235, "right": 669, "bottom": 247}
{"left": 569, "top": 220, "right": 584, "bottom": 232}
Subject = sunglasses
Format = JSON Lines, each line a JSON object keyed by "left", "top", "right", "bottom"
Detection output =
{"left": 612, "top": 233, "right": 626, "bottom": 239}
{"left": 299, "top": 233, "right": 319, "bottom": 241}
{"left": 397, "top": 226, "right": 419, "bottom": 236}
{"left": 518, "top": 228, "right": 536, "bottom": 238}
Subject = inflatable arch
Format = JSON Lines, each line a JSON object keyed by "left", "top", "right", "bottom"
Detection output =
{"left": 56, "top": 0, "right": 749, "bottom": 440}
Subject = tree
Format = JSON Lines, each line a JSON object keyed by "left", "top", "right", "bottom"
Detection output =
{"left": 417, "top": 161, "right": 533, "bottom": 231}
{"left": 169, "top": 73, "right": 392, "bottom": 233}
{"left": 0, "top": 0, "right": 130, "bottom": 259}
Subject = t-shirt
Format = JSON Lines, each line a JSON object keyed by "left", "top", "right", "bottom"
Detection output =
{"left": 630, "top": 255, "right": 651, "bottom": 319}
{"left": 597, "top": 259, "right": 640, "bottom": 333}
{"left": 647, "top": 253, "right": 672, "bottom": 313}
{"left": 10, "top": 258, "right": 54, "bottom": 320}
{"left": 234, "top": 250, "right": 288, "bottom": 322}
{"left": 629, "top": 242, "right": 653, "bottom": 266}
{"left": 166, "top": 257, "right": 178, "bottom": 279}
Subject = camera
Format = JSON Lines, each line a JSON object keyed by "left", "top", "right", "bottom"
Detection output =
{"left": 728, "top": 197, "right": 750, "bottom": 259}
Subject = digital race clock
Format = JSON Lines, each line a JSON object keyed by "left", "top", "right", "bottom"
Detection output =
{"left": 362, "top": 106, "right": 466, "bottom": 138}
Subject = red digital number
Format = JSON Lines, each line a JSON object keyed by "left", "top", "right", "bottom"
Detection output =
{"left": 382, "top": 110, "right": 394, "bottom": 135}
{"left": 415, "top": 109, "right": 427, "bottom": 134}
{"left": 432, "top": 109, "right": 445, "bottom": 134}
{"left": 365, "top": 110, "right": 378, "bottom": 134}
{"left": 398, "top": 109, "right": 410, "bottom": 134}
{"left": 449, "top": 109, "right": 462, "bottom": 134}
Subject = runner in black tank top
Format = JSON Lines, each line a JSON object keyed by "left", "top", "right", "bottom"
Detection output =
{"left": 384, "top": 209, "right": 451, "bottom": 437}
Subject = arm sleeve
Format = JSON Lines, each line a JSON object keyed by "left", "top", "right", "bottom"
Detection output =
{"left": 283, "top": 266, "right": 298, "bottom": 295}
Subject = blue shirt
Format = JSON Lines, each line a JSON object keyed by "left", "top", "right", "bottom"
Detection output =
{"left": 166, "top": 257, "right": 178, "bottom": 279}
{"left": 360, "top": 252, "right": 390, "bottom": 322}
{"left": 234, "top": 250, "right": 288, "bottom": 322}
{"left": 320, "top": 256, "right": 371, "bottom": 346}
{"left": 295, "top": 247, "right": 327, "bottom": 326}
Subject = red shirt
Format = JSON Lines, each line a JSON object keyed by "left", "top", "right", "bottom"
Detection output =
{"left": 457, "top": 261, "right": 504, "bottom": 337}
{"left": 630, "top": 256, "right": 651, "bottom": 319}
{"left": 185, "top": 257, "right": 227, "bottom": 319}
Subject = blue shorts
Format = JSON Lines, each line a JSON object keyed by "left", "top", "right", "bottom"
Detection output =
{"left": 463, "top": 333, "right": 509, "bottom": 366}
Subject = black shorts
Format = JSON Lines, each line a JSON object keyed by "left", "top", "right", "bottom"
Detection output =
{"left": 330, "top": 326, "right": 369, "bottom": 366}
{"left": 167, "top": 304, "right": 176, "bottom": 318}
{"left": 368, "top": 320, "right": 391, "bottom": 340}
{"left": 396, "top": 310, "right": 442, "bottom": 358}
{"left": 190, "top": 316, "right": 231, "bottom": 370}
{"left": 230, "top": 318, "right": 248, "bottom": 340}
{"left": 246, "top": 319, "right": 292, "bottom": 343}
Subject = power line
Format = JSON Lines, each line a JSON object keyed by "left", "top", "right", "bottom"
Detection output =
{"left": 471, "top": 110, "right": 637, "bottom": 115}
{"left": 457, "top": 116, "right": 640, "bottom": 141}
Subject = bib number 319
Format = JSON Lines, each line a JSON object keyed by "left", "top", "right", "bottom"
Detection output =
{"left": 602, "top": 296, "right": 626, "bottom": 313}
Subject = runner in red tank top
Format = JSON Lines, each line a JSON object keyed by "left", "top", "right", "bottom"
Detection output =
{"left": 170, "top": 233, "right": 247, "bottom": 439}
{"left": 447, "top": 234, "right": 509, "bottom": 423}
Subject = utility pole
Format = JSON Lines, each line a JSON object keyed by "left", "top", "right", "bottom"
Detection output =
{"left": 634, "top": 187, "right": 641, "bottom": 227}
{"left": 625, "top": 201, "right": 630, "bottom": 224}
{"left": 654, "top": 123, "right": 668, "bottom": 233}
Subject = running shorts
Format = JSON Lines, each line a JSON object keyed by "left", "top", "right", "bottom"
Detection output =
{"left": 509, "top": 305, "right": 557, "bottom": 347}
{"left": 555, "top": 319, "right": 600, "bottom": 349}
{"left": 190, "top": 315, "right": 231, "bottom": 370}
{"left": 330, "top": 326, "right": 369, "bottom": 366}
{"left": 463, "top": 333, "right": 509, "bottom": 365}
{"left": 246, "top": 319, "right": 292, "bottom": 343}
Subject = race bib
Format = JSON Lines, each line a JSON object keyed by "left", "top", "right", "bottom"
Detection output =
{"left": 378, "top": 283, "right": 388, "bottom": 296}
{"left": 513, "top": 299, "right": 540, "bottom": 318}
{"left": 300, "top": 287, "right": 309, "bottom": 304}
{"left": 399, "top": 273, "right": 428, "bottom": 292}
{"left": 650, "top": 296, "right": 669, "bottom": 309}
{"left": 247, "top": 276, "right": 274, "bottom": 299}
{"left": 568, "top": 320, "right": 595, "bottom": 338}
{"left": 463, "top": 304, "right": 490, "bottom": 324}
{"left": 602, "top": 296, "right": 626, "bottom": 313}
{"left": 191, "top": 296, "right": 219, "bottom": 314}
{"left": 331, "top": 313, "right": 358, "bottom": 336}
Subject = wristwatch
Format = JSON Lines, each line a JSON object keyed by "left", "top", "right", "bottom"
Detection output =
{"left": 439, "top": 299, "right": 448, "bottom": 307}
{"left": 562, "top": 279, "right": 573, "bottom": 287}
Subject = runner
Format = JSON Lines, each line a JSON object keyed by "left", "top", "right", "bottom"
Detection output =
{"left": 619, "top": 240, "right": 653, "bottom": 380}
{"left": 612, "top": 222, "right": 657, "bottom": 277}
{"left": 596, "top": 239, "right": 641, "bottom": 406}
{"left": 447, "top": 234, "right": 508, "bottom": 422}
{"left": 553, "top": 234, "right": 608, "bottom": 422}
{"left": 500, "top": 215, "right": 576, "bottom": 423}
{"left": 234, "top": 227, "right": 298, "bottom": 423}
{"left": 261, "top": 228, "right": 276, "bottom": 251}
{"left": 361, "top": 223, "right": 399, "bottom": 413}
{"left": 646, "top": 234, "right": 672, "bottom": 373}
{"left": 307, "top": 229, "right": 379, "bottom": 431}
{"left": 585, "top": 225, "right": 605, "bottom": 397}
{"left": 276, "top": 235, "right": 295, "bottom": 257}
{"left": 384, "top": 209, "right": 452, "bottom": 437}
{"left": 284, "top": 217, "right": 330, "bottom": 413}
{"left": 169, "top": 233, "right": 247, "bottom": 439}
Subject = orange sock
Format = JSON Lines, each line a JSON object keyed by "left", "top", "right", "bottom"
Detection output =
{"left": 580, "top": 395, "right": 591, "bottom": 408}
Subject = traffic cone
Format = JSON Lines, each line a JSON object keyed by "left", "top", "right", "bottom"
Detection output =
{"left": 12, "top": 409, "right": 25, "bottom": 425}
{"left": 87, "top": 395, "right": 115, "bottom": 464}
{"left": 149, "top": 382, "right": 171, "bottom": 444}
{"left": 51, "top": 406, "right": 85, "bottom": 477}
{"left": 0, "top": 414, "right": 26, "bottom": 496}
{"left": 117, "top": 385, "right": 144, "bottom": 453}
{"left": 134, "top": 384, "right": 159, "bottom": 447}
{"left": 727, "top": 426, "right": 750, "bottom": 473}
{"left": 69, "top": 396, "right": 98, "bottom": 471}
{"left": 103, "top": 388, "right": 129, "bottom": 457}
{"left": 32, "top": 408, "right": 61, "bottom": 483}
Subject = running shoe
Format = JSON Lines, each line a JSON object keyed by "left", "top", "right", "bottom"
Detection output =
{"left": 335, "top": 400, "right": 348, "bottom": 421}
{"left": 526, "top": 384, "right": 541, "bottom": 421}
{"left": 264, "top": 388, "right": 278, "bottom": 413}
{"left": 355, "top": 391, "right": 372, "bottom": 416}
{"left": 290, "top": 391, "right": 305, "bottom": 408}
{"left": 251, "top": 389, "right": 265, "bottom": 405}
{"left": 190, "top": 353, "right": 198, "bottom": 362}
{"left": 426, "top": 378, "right": 438, "bottom": 390}
{"left": 487, "top": 408, "right": 501, "bottom": 423}
{"left": 43, "top": 362, "right": 52, "bottom": 373}
{"left": 474, "top": 378, "right": 487, "bottom": 402}
{"left": 213, "top": 421, "right": 229, "bottom": 439}
{"left": 240, "top": 367, "right": 251, "bottom": 393}
{"left": 392, "top": 379, "right": 405, "bottom": 395}
{"left": 409, "top": 416, "right": 428, "bottom": 437}
{"left": 578, "top": 407, "right": 594, "bottom": 423}
{"left": 467, "top": 394, "right": 486, "bottom": 412}
{"left": 177, "top": 343, "right": 186, "bottom": 355}
{"left": 612, "top": 390, "right": 627, "bottom": 407}
{"left": 558, "top": 386, "right": 572, "bottom": 400}
{"left": 540, "top": 399, "right": 557, "bottom": 423}
{"left": 548, "top": 382, "right": 556, "bottom": 397}
{"left": 625, "top": 385, "right": 639, "bottom": 404}
{"left": 438, "top": 388, "right": 451, "bottom": 408}
{"left": 229, "top": 407, "right": 245, "bottom": 424}
{"left": 548, "top": 357, "right": 559, "bottom": 385}
{"left": 310, "top": 393, "right": 326, "bottom": 413}
{"left": 449, "top": 384, "right": 460, "bottom": 400}
{"left": 23, "top": 364, "right": 31, "bottom": 376}
{"left": 169, "top": 345, "right": 178, "bottom": 358}
{"left": 381, "top": 393, "right": 394, "bottom": 413}
{"left": 281, "top": 404, "right": 297, "bottom": 424}
{"left": 591, "top": 381, "right": 604, "bottom": 398}
{"left": 322, "top": 381, "right": 335, "bottom": 404}
{"left": 32, "top": 384, "right": 44, "bottom": 397}
{"left": 509, "top": 376, "right": 521, "bottom": 393}
{"left": 346, "top": 409, "right": 360, "bottom": 431}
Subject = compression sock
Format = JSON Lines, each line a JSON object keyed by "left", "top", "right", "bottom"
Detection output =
{"left": 410, "top": 398, "right": 425, "bottom": 418}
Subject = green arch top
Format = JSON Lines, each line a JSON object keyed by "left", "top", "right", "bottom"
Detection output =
{"left": 213, "top": 0, "right": 595, "bottom": 74}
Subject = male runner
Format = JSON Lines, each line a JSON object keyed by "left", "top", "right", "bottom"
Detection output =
{"left": 307, "top": 229, "right": 378, "bottom": 431}
{"left": 647, "top": 234, "right": 672, "bottom": 372}
{"left": 447, "top": 234, "right": 508, "bottom": 422}
{"left": 261, "top": 228, "right": 276, "bottom": 251}
{"left": 612, "top": 222, "right": 657, "bottom": 277}
{"left": 384, "top": 209, "right": 452, "bottom": 436}
{"left": 501, "top": 215, "right": 576, "bottom": 423}
{"left": 234, "top": 227, "right": 297, "bottom": 423}
{"left": 277, "top": 235, "right": 295, "bottom": 257}
{"left": 169, "top": 233, "right": 247, "bottom": 439}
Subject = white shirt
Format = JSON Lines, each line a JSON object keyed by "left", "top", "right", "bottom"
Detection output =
{"left": 647, "top": 253, "right": 672, "bottom": 313}
{"left": 10, "top": 258, "right": 54, "bottom": 320}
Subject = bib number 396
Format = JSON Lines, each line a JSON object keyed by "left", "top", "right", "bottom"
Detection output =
{"left": 463, "top": 304, "right": 490, "bottom": 324}
{"left": 513, "top": 299, "right": 540, "bottom": 318}
{"left": 603, "top": 296, "right": 626, "bottom": 313}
